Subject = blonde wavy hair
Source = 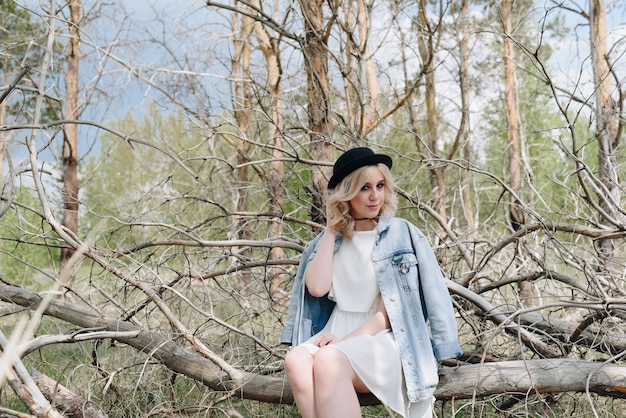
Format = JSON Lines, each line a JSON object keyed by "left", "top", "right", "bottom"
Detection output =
{"left": 325, "top": 164, "right": 398, "bottom": 239}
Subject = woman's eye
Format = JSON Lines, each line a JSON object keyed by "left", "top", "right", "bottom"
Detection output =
{"left": 376, "top": 182, "right": 385, "bottom": 189}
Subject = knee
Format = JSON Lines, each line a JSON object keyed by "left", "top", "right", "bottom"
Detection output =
{"left": 313, "top": 347, "right": 349, "bottom": 380}
{"left": 284, "top": 347, "right": 312, "bottom": 379}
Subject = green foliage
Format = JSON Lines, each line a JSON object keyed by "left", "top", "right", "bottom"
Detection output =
{"left": 0, "top": 187, "right": 59, "bottom": 287}
{"left": 1, "top": 1, "right": 624, "bottom": 417}
{"left": 0, "top": 1, "right": 62, "bottom": 123}
{"left": 82, "top": 105, "right": 228, "bottom": 247}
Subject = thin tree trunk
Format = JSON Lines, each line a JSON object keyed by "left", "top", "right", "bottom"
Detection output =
{"left": 356, "top": 0, "right": 379, "bottom": 134}
{"left": 501, "top": 0, "right": 523, "bottom": 230}
{"left": 458, "top": 0, "right": 476, "bottom": 239}
{"left": 230, "top": 4, "right": 254, "bottom": 309}
{"left": 589, "top": 0, "right": 623, "bottom": 280}
{"left": 299, "top": 0, "right": 333, "bottom": 224}
{"left": 334, "top": 0, "right": 379, "bottom": 138}
{"left": 416, "top": 2, "right": 448, "bottom": 243}
{"left": 501, "top": 0, "right": 534, "bottom": 305}
{"left": 251, "top": 0, "right": 288, "bottom": 308}
{"left": 60, "top": 0, "right": 81, "bottom": 288}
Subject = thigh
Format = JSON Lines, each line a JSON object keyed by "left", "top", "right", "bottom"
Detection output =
{"left": 315, "top": 346, "right": 370, "bottom": 393}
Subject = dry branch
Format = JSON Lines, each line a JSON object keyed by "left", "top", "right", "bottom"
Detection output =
{"left": 436, "top": 358, "right": 626, "bottom": 400}
{"left": 0, "top": 283, "right": 287, "bottom": 403}
{"left": 3, "top": 283, "right": 626, "bottom": 405}
{"left": 447, "top": 280, "right": 561, "bottom": 358}
{"left": 30, "top": 369, "right": 107, "bottom": 418}
{"left": 0, "top": 406, "right": 36, "bottom": 418}
{"left": 0, "top": 332, "right": 63, "bottom": 418}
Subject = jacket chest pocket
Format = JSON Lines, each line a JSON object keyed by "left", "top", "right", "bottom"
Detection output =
{"left": 390, "top": 251, "right": 419, "bottom": 291}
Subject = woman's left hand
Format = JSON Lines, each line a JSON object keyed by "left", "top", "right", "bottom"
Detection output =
{"left": 314, "top": 333, "right": 339, "bottom": 347}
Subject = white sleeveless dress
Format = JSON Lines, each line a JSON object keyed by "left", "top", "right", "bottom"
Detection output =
{"left": 299, "top": 230, "right": 434, "bottom": 418}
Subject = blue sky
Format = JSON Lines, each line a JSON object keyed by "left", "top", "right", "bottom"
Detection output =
{"left": 7, "top": 0, "right": 625, "bottom": 169}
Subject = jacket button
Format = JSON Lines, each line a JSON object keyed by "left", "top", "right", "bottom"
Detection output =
{"left": 408, "top": 359, "right": 414, "bottom": 365}
{"left": 379, "top": 266, "right": 385, "bottom": 272}
{"left": 389, "top": 296, "right": 396, "bottom": 302}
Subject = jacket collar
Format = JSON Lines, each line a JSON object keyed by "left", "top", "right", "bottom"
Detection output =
{"left": 377, "top": 212, "right": 392, "bottom": 233}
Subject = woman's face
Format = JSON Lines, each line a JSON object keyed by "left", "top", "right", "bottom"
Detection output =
{"left": 348, "top": 167, "right": 386, "bottom": 219}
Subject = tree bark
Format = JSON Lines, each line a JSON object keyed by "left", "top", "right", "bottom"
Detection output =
{"left": 501, "top": 0, "right": 524, "bottom": 231}
{"left": 251, "top": 0, "right": 288, "bottom": 308}
{"left": 30, "top": 369, "right": 107, "bottom": 418}
{"left": 589, "top": 0, "right": 623, "bottom": 279}
{"left": 416, "top": 2, "right": 448, "bottom": 238}
{"left": 335, "top": 0, "right": 380, "bottom": 134}
{"left": 500, "top": 0, "right": 535, "bottom": 306}
{"left": 436, "top": 358, "right": 626, "bottom": 400}
{"left": 230, "top": 3, "right": 255, "bottom": 309}
{"left": 0, "top": 332, "right": 64, "bottom": 418}
{"left": 458, "top": 0, "right": 476, "bottom": 239}
{"left": 299, "top": 0, "right": 333, "bottom": 224}
{"left": 60, "top": 0, "right": 82, "bottom": 288}
{"left": 3, "top": 284, "right": 626, "bottom": 405}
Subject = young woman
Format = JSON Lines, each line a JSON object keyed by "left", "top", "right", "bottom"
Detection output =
{"left": 281, "top": 147, "right": 462, "bottom": 418}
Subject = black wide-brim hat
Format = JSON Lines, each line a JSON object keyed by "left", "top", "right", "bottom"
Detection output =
{"left": 327, "top": 147, "right": 392, "bottom": 189}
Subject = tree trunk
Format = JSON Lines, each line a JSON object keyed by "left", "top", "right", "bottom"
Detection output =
{"left": 31, "top": 369, "right": 107, "bottom": 418}
{"left": 458, "top": 0, "right": 476, "bottom": 239}
{"left": 436, "top": 358, "right": 626, "bottom": 400}
{"left": 251, "top": 0, "right": 288, "bottom": 308}
{"left": 358, "top": 0, "right": 380, "bottom": 134}
{"left": 589, "top": 0, "right": 623, "bottom": 280}
{"left": 5, "top": 284, "right": 626, "bottom": 405}
{"left": 60, "top": 0, "right": 82, "bottom": 288}
{"left": 0, "top": 332, "right": 64, "bottom": 418}
{"left": 230, "top": 4, "right": 255, "bottom": 309}
{"left": 501, "top": 0, "right": 534, "bottom": 306}
{"left": 338, "top": 0, "right": 380, "bottom": 134}
{"left": 416, "top": 1, "right": 448, "bottom": 241}
{"left": 299, "top": 0, "right": 333, "bottom": 224}
{"left": 501, "top": 0, "right": 523, "bottom": 231}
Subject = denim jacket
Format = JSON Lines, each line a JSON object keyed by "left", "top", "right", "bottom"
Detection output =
{"left": 281, "top": 214, "right": 463, "bottom": 401}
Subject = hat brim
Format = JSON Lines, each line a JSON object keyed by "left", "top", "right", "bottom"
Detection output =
{"left": 327, "top": 154, "right": 392, "bottom": 189}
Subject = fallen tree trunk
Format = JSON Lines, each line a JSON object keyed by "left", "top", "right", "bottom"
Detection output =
{"left": 0, "top": 283, "right": 288, "bottom": 404}
{"left": 30, "top": 369, "right": 107, "bottom": 418}
{"left": 436, "top": 358, "right": 626, "bottom": 400}
{"left": 0, "top": 332, "right": 63, "bottom": 418}
{"left": 2, "top": 283, "right": 626, "bottom": 405}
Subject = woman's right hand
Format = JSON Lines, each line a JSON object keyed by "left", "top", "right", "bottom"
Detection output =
{"left": 304, "top": 227, "right": 337, "bottom": 297}
{"left": 314, "top": 333, "right": 339, "bottom": 347}
{"left": 326, "top": 217, "right": 346, "bottom": 235}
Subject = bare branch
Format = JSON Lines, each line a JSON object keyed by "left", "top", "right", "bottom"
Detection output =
{"left": 21, "top": 329, "right": 141, "bottom": 357}
{"left": 1, "top": 119, "right": 198, "bottom": 179}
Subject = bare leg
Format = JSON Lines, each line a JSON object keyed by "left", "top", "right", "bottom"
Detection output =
{"left": 313, "top": 347, "right": 364, "bottom": 418}
{"left": 284, "top": 347, "right": 317, "bottom": 418}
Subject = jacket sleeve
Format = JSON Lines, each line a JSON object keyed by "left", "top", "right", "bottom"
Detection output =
{"left": 408, "top": 221, "right": 463, "bottom": 361}
{"left": 280, "top": 232, "right": 335, "bottom": 345}
{"left": 280, "top": 235, "right": 316, "bottom": 345}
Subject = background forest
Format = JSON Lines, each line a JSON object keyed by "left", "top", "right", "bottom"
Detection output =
{"left": 1, "top": 0, "right": 625, "bottom": 417}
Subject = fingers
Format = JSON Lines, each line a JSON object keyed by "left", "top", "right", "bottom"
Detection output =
{"left": 314, "top": 333, "right": 338, "bottom": 347}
